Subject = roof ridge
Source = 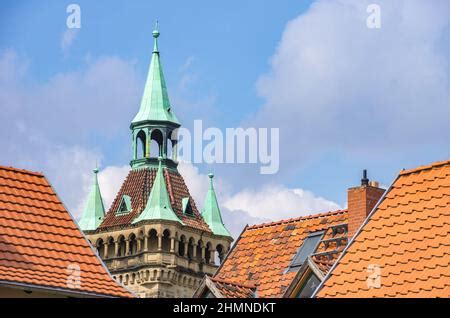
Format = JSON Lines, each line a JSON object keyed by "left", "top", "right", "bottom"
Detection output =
{"left": 399, "top": 158, "right": 450, "bottom": 176}
{"left": 0, "top": 165, "right": 43, "bottom": 177}
{"left": 246, "top": 209, "right": 348, "bottom": 230}
{"left": 211, "top": 276, "right": 257, "bottom": 289}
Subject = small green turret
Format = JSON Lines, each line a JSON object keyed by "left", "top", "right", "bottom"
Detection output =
{"left": 201, "top": 173, "right": 231, "bottom": 237}
{"left": 78, "top": 168, "right": 105, "bottom": 231}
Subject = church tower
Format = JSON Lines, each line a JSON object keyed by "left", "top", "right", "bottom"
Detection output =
{"left": 81, "top": 24, "right": 233, "bottom": 298}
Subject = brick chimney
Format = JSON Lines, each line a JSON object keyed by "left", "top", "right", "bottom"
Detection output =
{"left": 347, "top": 170, "right": 385, "bottom": 237}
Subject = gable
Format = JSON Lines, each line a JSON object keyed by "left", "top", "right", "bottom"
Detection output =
{"left": 0, "top": 166, "right": 133, "bottom": 297}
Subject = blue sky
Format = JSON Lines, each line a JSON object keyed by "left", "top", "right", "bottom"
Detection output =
{"left": 1, "top": 0, "right": 450, "bottom": 237}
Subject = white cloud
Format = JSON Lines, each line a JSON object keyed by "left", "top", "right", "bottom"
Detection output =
{"left": 223, "top": 185, "right": 340, "bottom": 220}
{"left": 0, "top": 50, "right": 141, "bottom": 146}
{"left": 254, "top": 0, "right": 450, "bottom": 165}
{"left": 61, "top": 28, "right": 79, "bottom": 55}
{"left": 97, "top": 165, "right": 130, "bottom": 212}
{"left": 179, "top": 162, "right": 340, "bottom": 238}
{"left": 0, "top": 49, "right": 142, "bottom": 218}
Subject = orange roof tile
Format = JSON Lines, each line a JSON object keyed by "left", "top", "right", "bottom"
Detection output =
{"left": 214, "top": 210, "right": 348, "bottom": 298}
{"left": 0, "top": 165, "right": 133, "bottom": 297}
{"left": 210, "top": 277, "right": 256, "bottom": 298}
{"left": 316, "top": 159, "right": 450, "bottom": 298}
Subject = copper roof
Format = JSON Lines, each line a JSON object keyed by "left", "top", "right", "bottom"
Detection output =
{"left": 214, "top": 209, "right": 348, "bottom": 297}
{"left": 316, "top": 159, "right": 450, "bottom": 298}
{"left": 0, "top": 165, "right": 133, "bottom": 297}
{"left": 98, "top": 167, "right": 211, "bottom": 232}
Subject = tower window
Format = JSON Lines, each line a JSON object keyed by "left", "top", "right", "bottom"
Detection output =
{"left": 136, "top": 130, "right": 147, "bottom": 159}
{"left": 116, "top": 195, "right": 132, "bottom": 215}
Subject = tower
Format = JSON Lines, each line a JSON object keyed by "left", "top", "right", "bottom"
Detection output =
{"left": 80, "top": 24, "right": 233, "bottom": 298}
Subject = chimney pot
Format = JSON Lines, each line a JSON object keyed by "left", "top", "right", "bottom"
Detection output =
{"left": 348, "top": 173, "right": 384, "bottom": 237}
{"left": 361, "top": 169, "right": 369, "bottom": 186}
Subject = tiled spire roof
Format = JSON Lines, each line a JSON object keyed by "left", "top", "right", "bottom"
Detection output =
{"left": 201, "top": 173, "right": 231, "bottom": 237}
{"left": 132, "top": 158, "right": 182, "bottom": 224}
{"left": 78, "top": 168, "right": 105, "bottom": 231}
{"left": 131, "top": 22, "right": 179, "bottom": 125}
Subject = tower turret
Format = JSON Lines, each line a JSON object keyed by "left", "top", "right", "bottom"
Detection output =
{"left": 201, "top": 173, "right": 231, "bottom": 237}
{"left": 131, "top": 21, "right": 180, "bottom": 170}
{"left": 78, "top": 168, "right": 105, "bottom": 231}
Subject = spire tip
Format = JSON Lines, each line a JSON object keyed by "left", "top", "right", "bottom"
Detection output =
{"left": 152, "top": 20, "right": 160, "bottom": 38}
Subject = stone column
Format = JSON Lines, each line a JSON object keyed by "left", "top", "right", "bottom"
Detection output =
{"left": 157, "top": 234, "right": 162, "bottom": 251}
{"left": 137, "top": 239, "right": 142, "bottom": 253}
{"left": 209, "top": 249, "right": 216, "bottom": 265}
{"left": 103, "top": 241, "right": 109, "bottom": 259}
{"left": 170, "top": 237, "right": 176, "bottom": 253}
{"left": 125, "top": 239, "right": 130, "bottom": 255}
{"left": 174, "top": 238, "right": 179, "bottom": 254}
{"left": 200, "top": 246, "right": 205, "bottom": 263}
{"left": 192, "top": 244, "right": 198, "bottom": 259}
{"left": 114, "top": 241, "right": 119, "bottom": 257}
{"left": 184, "top": 242, "right": 189, "bottom": 257}
{"left": 144, "top": 235, "right": 149, "bottom": 251}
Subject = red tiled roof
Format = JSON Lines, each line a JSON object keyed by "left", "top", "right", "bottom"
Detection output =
{"left": 317, "top": 159, "right": 450, "bottom": 298}
{"left": 210, "top": 277, "right": 256, "bottom": 298}
{"left": 0, "top": 165, "right": 133, "bottom": 297}
{"left": 214, "top": 209, "right": 348, "bottom": 298}
{"left": 310, "top": 222, "right": 348, "bottom": 274}
{"left": 98, "top": 167, "right": 211, "bottom": 232}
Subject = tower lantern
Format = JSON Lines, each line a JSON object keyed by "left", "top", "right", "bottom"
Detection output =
{"left": 130, "top": 22, "right": 180, "bottom": 170}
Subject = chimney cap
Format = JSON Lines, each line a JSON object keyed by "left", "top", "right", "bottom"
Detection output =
{"left": 361, "top": 169, "right": 369, "bottom": 186}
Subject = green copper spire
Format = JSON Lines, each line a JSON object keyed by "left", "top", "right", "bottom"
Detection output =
{"left": 133, "top": 157, "right": 182, "bottom": 224}
{"left": 201, "top": 173, "right": 231, "bottom": 237}
{"left": 78, "top": 168, "right": 105, "bottom": 231}
{"left": 132, "top": 22, "right": 179, "bottom": 125}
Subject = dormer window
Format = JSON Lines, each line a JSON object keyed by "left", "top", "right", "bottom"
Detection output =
{"left": 116, "top": 195, "right": 132, "bottom": 215}
{"left": 182, "top": 197, "right": 194, "bottom": 216}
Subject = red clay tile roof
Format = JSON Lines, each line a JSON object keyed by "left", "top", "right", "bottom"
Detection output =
{"left": 210, "top": 277, "right": 256, "bottom": 298}
{"left": 98, "top": 167, "right": 211, "bottom": 232}
{"left": 0, "top": 165, "right": 133, "bottom": 297}
{"left": 316, "top": 159, "right": 450, "bottom": 298}
{"left": 214, "top": 209, "right": 348, "bottom": 298}
{"left": 310, "top": 223, "right": 348, "bottom": 275}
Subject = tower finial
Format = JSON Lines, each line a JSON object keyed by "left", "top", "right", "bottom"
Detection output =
{"left": 153, "top": 20, "right": 160, "bottom": 52}
{"left": 208, "top": 173, "right": 214, "bottom": 187}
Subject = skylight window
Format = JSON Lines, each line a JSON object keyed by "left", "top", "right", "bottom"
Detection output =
{"left": 289, "top": 231, "right": 324, "bottom": 270}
